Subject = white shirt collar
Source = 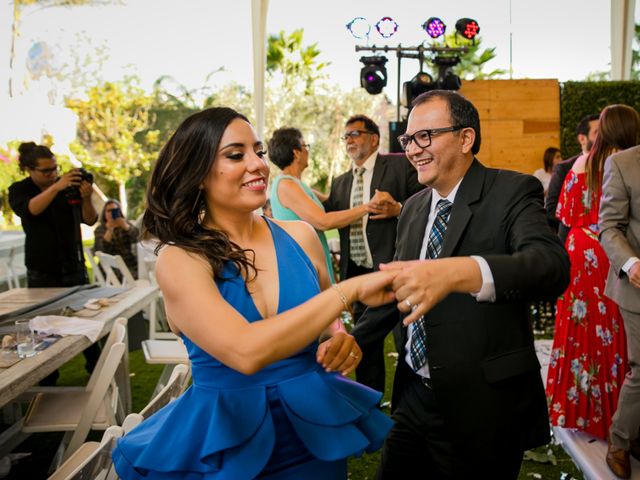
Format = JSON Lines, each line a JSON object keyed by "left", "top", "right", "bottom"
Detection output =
{"left": 430, "top": 178, "right": 463, "bottom": 215}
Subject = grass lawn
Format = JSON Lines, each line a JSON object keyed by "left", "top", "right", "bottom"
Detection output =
{"left": 5, "top": 334, "right": 583, "bottom": 479}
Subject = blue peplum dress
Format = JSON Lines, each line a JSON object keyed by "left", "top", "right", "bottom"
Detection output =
{"left": 112, "top": 218, "right": 392, "bottom": 479}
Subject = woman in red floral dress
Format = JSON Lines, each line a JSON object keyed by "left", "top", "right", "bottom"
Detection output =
{"left": 546, "top": 104, "right": 639, "bottom": 439}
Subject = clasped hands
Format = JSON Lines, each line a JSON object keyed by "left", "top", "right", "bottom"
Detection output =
{"left": 354, "top": 257, "right": 482, "bottom": 326}
{"left": 366, "top": 189, "right": 401, "bottom": 219}
{"left": 315, "top": 257, "right": 481, "bottom": 374}
{"left": 380, "top": 257, "right": 482, "bottom": 325}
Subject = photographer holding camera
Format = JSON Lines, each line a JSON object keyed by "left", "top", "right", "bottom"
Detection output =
{"left": 9, "top": 142, "right": 99, "bottom": 383}
{"left": 93, "top": 199, "right": 139, "bottom": 278}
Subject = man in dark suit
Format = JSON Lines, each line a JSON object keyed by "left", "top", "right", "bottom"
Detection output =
{"left": 354, "top": 90, "right": 570, "bottom": 478}
{"left": 324, "top": 115, "right": 424, "bottom": 393}
{"left": 546, "top": 113, "right": 599, "bottom": 242}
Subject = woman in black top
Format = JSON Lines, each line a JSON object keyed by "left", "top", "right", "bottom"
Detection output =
{"left": 8, "top": 142, "right": 99, "bottom": 382}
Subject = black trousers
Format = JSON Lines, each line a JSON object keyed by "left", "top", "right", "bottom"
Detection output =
{"left": 378, "top": 374, "right": 524, "bottom": 479}
{"left": 345, "top": 259, "right": 387, "bottom": 394}
{"left": 28, "top": 268, "right": 100, "bottom": 385}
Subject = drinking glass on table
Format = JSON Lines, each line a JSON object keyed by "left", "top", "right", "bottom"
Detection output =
{"left": 15, "top": 319, "right": 36, "bottom": 358}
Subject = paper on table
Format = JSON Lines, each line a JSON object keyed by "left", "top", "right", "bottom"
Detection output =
{"left": 30, "top": 315, "right": 103, "bottom": 343}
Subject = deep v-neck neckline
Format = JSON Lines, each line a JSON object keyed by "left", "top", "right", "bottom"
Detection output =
{"left": 244, "top": 217, "right": 282, "bottom": 321}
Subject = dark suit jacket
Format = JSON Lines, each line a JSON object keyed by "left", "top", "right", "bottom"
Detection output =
{"left": 353, "top": 160, "right": 570, "bottom": 467}
{"left": 323, "top": 153, "right": 424, "bottom": 279}
{"left": 546, "top": 155, "right": 578, "bottom": 243}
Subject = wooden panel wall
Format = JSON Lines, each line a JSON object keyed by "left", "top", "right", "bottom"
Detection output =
{"left": 459, "top": 79, "right": 560, "bottom": 174}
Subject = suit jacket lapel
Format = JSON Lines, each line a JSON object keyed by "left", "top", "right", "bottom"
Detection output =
{"left": 402, "top": 189, "right": 432, "bottom": 260}
{"left": 341, "top": 171, "right": 354, "bottom": 209}
{"left": 440, "top": 159, "right": 485, "bottom": 258}
{"left": 369, "top": 154, "right": 387, "bottom": 199}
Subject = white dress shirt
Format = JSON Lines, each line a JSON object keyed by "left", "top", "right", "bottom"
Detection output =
{"left": 405, "top": 179, "right": 496, "bottom": 377}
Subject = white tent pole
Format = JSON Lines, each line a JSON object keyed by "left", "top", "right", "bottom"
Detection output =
{"left": 251, "top": 0, "right": 269, "bottom": 139}
{"left": 611, "top": 0, "right": 635, "bottom": 80}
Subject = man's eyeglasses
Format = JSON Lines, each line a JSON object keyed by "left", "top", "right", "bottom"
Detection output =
{"left": 341, "top": 130, "right": 373, "bottom": 141}
{"left": 31, "top": 166, "right": 59, "bottom": 175}
{"left": 300, "top": 143, "right": 311, "bottom": 150}
{"left": 397, "top": 126, "right": 464, "bottom": 151}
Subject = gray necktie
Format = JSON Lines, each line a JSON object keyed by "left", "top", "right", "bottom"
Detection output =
{"left": 349, "top": 167, "right": 367, "bottom": 266}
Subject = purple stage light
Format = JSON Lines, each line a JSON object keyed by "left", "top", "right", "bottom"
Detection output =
{"left": 423, "top": 17, "right": 446, "bottom": 39}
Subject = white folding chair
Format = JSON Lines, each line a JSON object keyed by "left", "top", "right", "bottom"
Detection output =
{"left": 95, "top": 250, "right": 171, "bottom": 340}
{"left": 139, "top": 363, "right": 190, "bottom": 419}
{"left": 84, "top": 247, "right": 105, "bottom": 286}
{"left": 0, "top": 246, "right": 25, "bottom": 290}
{"left": 94, "top": 251, "right": 137, "bottom": 287}
{"left": 22, "top": 319, "right": 128, "bottom": 467}
{"left": 47, "top": 425, "right": 123, "bottom": 480}
{"left": 135, "top": 242, "right": 175, "bottom": 340}
{"left": 0, "top": 246, "right": 16, "bottom": 290}
{"left": 141, "top": 337, "right": 190, "bottom": 399}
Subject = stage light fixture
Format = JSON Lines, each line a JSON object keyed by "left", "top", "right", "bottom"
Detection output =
{"left": 423, "top": 17, "right": 446, "bottom": 39}
{"left": 346, "top": 17, "right": 371, "bottom": 40}
{"left": 359, "top": 55, "right": 388, "bottom": 95}
{"left": 375, "top": 17, "right": 398, "bottom": 38}
{"left": 402, "top": 71, "right": 435, "bottom": 107}
{"left": 439, "top": 69, "right": 462, "bottom": 90}
{"left": 433, "top": 55, "right": 462, "bottom": 91}
{"left": 455, "top": 18, "right": 480, "bottom": 40}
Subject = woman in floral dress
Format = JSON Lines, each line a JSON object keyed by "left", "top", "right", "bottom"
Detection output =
{"left": 546, "top": 104, "right": 639, "bottom": 439}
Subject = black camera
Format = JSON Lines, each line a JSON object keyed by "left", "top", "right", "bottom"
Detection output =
{"left": 65, "top": 168, "right": 94, "bottom": 203}
{"left": 77, "top": 167, "right": 94, "bottom": 184}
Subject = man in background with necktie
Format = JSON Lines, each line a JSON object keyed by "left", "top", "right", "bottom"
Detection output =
{"left": 324, "top": 114, "right": 423, "bottom": 394}
{"left": 352, "top": 90, "right": 570, "bottom": 478}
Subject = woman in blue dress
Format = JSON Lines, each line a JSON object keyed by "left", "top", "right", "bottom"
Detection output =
{"left": 112, "top": 107, "right": 396, "bottom": 479}
{"left": 268, "top": 127, "right": 385, "bottom": 283}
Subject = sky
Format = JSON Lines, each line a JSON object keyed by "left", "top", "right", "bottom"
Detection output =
{"left": 1, "top": 0, "right": 638, "bottom": 105}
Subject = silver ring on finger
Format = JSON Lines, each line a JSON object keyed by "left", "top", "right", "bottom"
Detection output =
{"left": 349, "top": 351, "right": 359, "bottom": 360}
{"left": 404, "top": 298, "right": 412, "bottom": 309}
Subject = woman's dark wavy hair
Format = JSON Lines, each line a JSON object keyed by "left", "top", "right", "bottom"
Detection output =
{"left": 18, "top": 142, "right": 54, "bottom": 171}
{"left": 586, "top": 104, "right": 640, "bottom": 198}
{"left": 142, "top": 107, "right": 257, "bottom": 282}
{"left": 543, "top": 147, "right": 560, "bottom": 173}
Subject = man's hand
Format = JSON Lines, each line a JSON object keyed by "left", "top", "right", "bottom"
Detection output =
{"left": 316, "top": 331, "right": 362, "bottom": 376}
{"left": 54, "top": 170, "right": 83, "bottom": 192}
{"left": 380, "top": 257, "right": 482, "bottom": 325}
{"left": 79, "top": 180, "right": 93, "bottom": 200}
{"left": 629, "top": 260, "right": 640, "bottom": 289}
{"left": 368, "top": 189, "right": 401, "bottom": 219}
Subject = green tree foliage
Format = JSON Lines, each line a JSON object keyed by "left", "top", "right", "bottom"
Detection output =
{"left": 560, "top": 81, "right": 640, "bottom": 157}
{"left": 426, "top": 32, "right": 505, "bottom": 80}
{"left": 632, "top": 23, "right": 640, "bottom": 80}
{"left": 267, "top": 29, "right": 329, "bottom": 94}
{"left": 0, "top": 142, "right": 24, "bottom": 225}
{"left": 66, "top": 77, "right": 159, "bottom": 214}
{"left": 265, "top": 29, "right": 387, "bottom": 190}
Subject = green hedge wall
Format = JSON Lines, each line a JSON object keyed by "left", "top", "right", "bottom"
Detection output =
{"left": 561, "top": 81, "right": 640, "bottom": 158}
